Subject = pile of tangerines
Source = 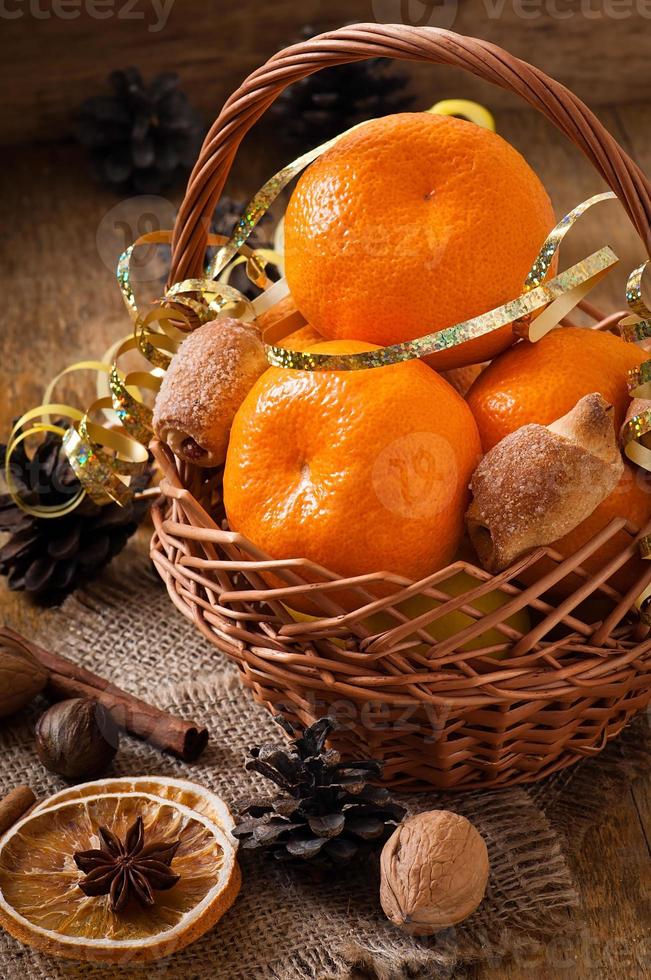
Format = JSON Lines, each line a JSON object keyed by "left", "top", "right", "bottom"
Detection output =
{"left": 223, "top": 113, "right": 650, "bottom": 598}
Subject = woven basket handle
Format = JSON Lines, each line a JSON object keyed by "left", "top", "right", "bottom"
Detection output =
{"left": 169, "top": 22, "right": 651, "bottom": 284}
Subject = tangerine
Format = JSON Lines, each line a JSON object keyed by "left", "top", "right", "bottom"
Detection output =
{"left": 283, "top": 113, "right": 556, "bottom": 370}
{"left": 466, "top": 327, "right": 646, "bottom": 452}
{"left": 519, "top": 464, "right": 651, "bottom": 598}
{"left": 223, "top": 340, "right": 481, "bottom": 587}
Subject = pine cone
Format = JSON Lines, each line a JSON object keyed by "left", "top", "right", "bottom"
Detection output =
{"left": 209, "top": 197, "right": 279, "bottom": 301}
{"left": 76, "top": 67, "right": 204, "bottom": 194}
{"left": 233, "top": 716, "right": 405, "bottom": 867}
{"left": 269, "top": 26, "right": 415, "bottom": 152}
{"left": 0, "top": 427, "right": 152, "bottom": 603}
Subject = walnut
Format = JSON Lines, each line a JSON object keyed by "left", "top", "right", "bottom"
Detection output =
{"left": 380, "top": 810, "right": 489, "bottom": 935}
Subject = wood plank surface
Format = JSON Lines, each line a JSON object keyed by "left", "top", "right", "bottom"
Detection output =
{"left": 2, "top": 0, "right": 651, "bottom": 145}
{"left": 0, "top": 102, "right": 649, "bottom": 978}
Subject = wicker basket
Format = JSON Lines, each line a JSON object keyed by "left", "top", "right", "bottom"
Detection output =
{"left": 151, "top": 23, "right": 651, "bottom": 791}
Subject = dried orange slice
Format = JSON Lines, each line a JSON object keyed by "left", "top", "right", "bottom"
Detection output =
{"left": 0, "top": 792, "right": 240, "bottom": 964}
{"left": 32, "top": 776, "right": 236, "bottom": 834}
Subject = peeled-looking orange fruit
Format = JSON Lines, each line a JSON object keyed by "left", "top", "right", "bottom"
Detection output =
{"left": 518, "top": 464, "right": 651, "bottom": 599}
{"left": 466, "top": 326, "right": 647, "bottom": 452}
{"left": 284, "top": 113, "right": 555, "bottom": 370}
{"left": 223, "top": 340, "right": 481, "bottom": 596}
{"left": 0, "top": 792, "right": 240, "bottom": 964}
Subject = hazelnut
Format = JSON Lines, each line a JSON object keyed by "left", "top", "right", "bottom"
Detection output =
{"left": 35, "top": 698, "right": 119, "bottom": 781}
{"left": 380, "top": 810, "right": 489, "bottom": 935}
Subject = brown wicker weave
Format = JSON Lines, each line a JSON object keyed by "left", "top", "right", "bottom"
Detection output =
{"left": 151, "top": 23, "right": 651, "bottom": 791}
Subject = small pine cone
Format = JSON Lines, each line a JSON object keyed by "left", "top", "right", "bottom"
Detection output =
{"left": 0, "top": 426, "right": 152, "bottom": 603}
{"left": 76, "top": 67, "right": 204, "bottom": 194}
{"left": 233, "top": 716, "right": 405, "bottom": 868}
{"left": 269, "top": 26, "right": 414, "bottom": 152}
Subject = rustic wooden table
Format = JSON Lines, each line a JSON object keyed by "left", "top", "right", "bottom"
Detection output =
{"left": 0, "top": 104, "right": 649, "bottom": 979}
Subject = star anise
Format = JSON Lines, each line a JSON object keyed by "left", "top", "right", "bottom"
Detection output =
{"left": 74, "top": 816, "right": 181, "bottom": 912}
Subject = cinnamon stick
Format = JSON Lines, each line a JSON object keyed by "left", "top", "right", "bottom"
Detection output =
{"left": 0, "top": 786, "right": 36, "bottom": 836}
{"left": 0, "top": 627, "right": 208, "bottom": 762}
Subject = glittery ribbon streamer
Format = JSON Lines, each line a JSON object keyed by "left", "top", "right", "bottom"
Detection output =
{"left": 264, "top": 192, "right": 619, "bottom": 371}
{"left": 616, "top": 259, "right": 651, "bottom": 621}
{"left": 206, "top": 129, "right": 362, "bottom": 281}
{"left": 266, "top": 249, "right": 616, "bottom": 370}
{"left": 620, "top": 261, "right": 651, "bottom": 471}
{"left": 5, "top": 349, "right": 150, "bottom": 515}
{"left": 8, "top": 228, "right": 268, "bottom": 513}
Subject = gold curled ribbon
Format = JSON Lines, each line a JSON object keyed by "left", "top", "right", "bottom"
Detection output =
{"left": 5, "top": 351, "right": 150, "bottom": 515}
{"left": 66, "top": 228, "right": 269, "bottom": 507}
{"left": 428, "top": 99, "right": 496, "bottom": 131}
{"left": 265, "top": 247, "right": 617, "bottom": 371}
{"left": 264, "top": 191, "right": 619, "bottom": 371}
{"left": 5, "top": 418, "right": 85, "bottom": 519}
{"left": 206, "top": 128, "right": 364, "bottom": 281}
{"left": 617, "top": 259, "right": 651, "bottom": 621}
{"left": 620, "top": 261, "right": 651, "bottom": 471}
{"left": 7, "top": 223, "right": 275, "bottom": 515}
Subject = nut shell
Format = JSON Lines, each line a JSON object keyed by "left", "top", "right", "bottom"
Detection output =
{"left": 0, "top": 640, "right": 48, "bottom": 718}
{"left": 380, "top": 810, "right": 489, "bottom": 935}
{"left": 35, "top": 698, "right": 119, "bottom": 781}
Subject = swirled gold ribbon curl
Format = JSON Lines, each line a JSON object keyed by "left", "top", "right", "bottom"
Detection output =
{"left": 7, "top": 228, "right": 271, "bottom": 514}
{"left": 620, "top": 261, "right": 651, "bottom": 472}
{"left": 617, "top": 259, "right": 651, "bottom": 621}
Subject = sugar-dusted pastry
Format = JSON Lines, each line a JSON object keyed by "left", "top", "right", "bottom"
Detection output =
{"left": 153, "top": 317, "right": 269, "bottom": 467}
{"left": 466, "top": 393, "right": 624, "bottom": 573}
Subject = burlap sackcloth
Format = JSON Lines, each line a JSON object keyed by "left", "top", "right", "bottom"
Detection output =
{"left": 0, "top": 551, "right": 649, "bottom": 980}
